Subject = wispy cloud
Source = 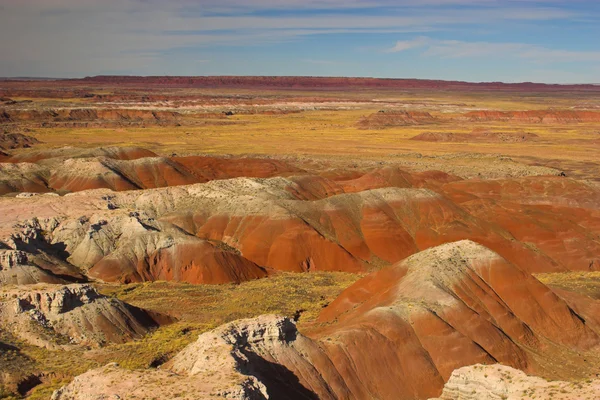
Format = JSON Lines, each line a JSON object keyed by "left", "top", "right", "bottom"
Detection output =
{"left": 387, "top": 36, "right": 600, "bottom": 62}
{"left": 386, "top": 36, "right": 431, "bottom": 53}
{"left": 0, "top": 0, "right": 598, "bottom": 77}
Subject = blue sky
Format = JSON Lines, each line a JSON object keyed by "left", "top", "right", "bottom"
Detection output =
{"left": 1, "top": 0, "right": 599, "bottom": 82}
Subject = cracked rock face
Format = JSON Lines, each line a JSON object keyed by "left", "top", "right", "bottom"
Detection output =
{"left": 0, "top": 284, "right": 163, "bottom": 348}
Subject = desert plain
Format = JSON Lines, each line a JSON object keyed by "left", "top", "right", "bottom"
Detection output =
{"left": 0, "top": 76, "right": 600, "bottom": 399}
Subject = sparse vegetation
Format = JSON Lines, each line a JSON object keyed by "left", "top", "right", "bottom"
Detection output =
{"left": 0, "top": 272, "right": 359, "bottom": 397}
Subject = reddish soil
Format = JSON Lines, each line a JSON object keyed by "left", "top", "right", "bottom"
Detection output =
{"left": 307, "top": 241, "right": 600, "bottom": 399}
{"left": 89, "top": 239, "right": 268, "bottom": 285}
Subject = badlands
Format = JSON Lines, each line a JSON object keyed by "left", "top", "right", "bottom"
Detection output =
{"left": 1, "top": 77, "right": 600, "bottom": 399}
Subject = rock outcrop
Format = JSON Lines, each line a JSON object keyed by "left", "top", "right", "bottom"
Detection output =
{"left": 0, "top": 132, "right": 40, "bottom": 150}
{"left": 430, "top": 364, "right": 600, "bottom": 400}
{"left": 52, "top": 315, "right": 312, "bottom": 400}
{"left": 0, "top": 284, "right": 166, "bottom": 348}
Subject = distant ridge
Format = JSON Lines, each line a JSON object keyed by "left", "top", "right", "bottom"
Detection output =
{"left": 69, "top": 75, "right": 600, "bottom": 91}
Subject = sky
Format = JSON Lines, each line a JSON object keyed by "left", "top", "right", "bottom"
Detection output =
{"left": 1, "top": 0, "right": 600, "bottom": 83}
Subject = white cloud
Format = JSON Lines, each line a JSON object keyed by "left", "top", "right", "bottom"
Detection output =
{"left": 0, "top": 0, "right": 596, "bottom": 76}
{"left": 386, "top": 36, "right": 432, "bottom": 52}
{"left": 387, "top": 37, "right": 600, "bottom": 62}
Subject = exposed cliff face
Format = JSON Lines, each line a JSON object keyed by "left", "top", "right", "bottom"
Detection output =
{"left": 430, "top": 364, "right": 600, "bottom": 400}
{"left": 0, "top": 284, "right": 166, "bottom": 349}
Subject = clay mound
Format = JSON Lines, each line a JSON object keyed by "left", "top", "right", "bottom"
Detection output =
{"left": 3, "top": 172, "right": 599, "bottom": 285}
{"left": 173, "top": 155, "right": 303, "bottom": 180}
{"left": 6, "top": 146, "right": 157, "bottom": 164}
{"left": 357, "top": 110, "right": 437, "bottom": 129}
{"left": 441, "top": 177, "right": 600, "bottom": 272}
{"left": 411, "top": 130, "right": 539, "bottom": 143}
{"left": 2, "top": 148, "right": 304, "bottom": 195}
{"left": 0, "top": 156, "right": 200, "bottom": 194}
{"left": 48, "top": 157, "right": 200, "bottom": 192}
{"left": 48, "top": 157, "right": 141, "bottom": 192}
{"left": 310, "top": 240, "right": 600, "bottom": 399}
{"left": 334, "top": 165, "right": 461, "bottom": 193}
{"left": 442, "top": 176, "right": 600, "bottom": 209}
{"left": 0, "top": 108, "right": 182, "bottom": 125}
{"left": 89, "top": 235, "right": 268, "bottom": 285}
{"left": 26, "top": 210, "right": 268, "bottom": 285}
{"left": 0, "top": 175, "right": 571, "bottom": 279}
{"left": 163, "top": 184, "right": 557, "bottom": 274}
{"left": 0, "top": 284, "right": 165, "bottom": 348}
{"left": 462, "top": 110, "right": 600, "bottom": 123}
{"left": 0, "top": 163, "right": 49, "bottom": 195}
{"left": 0, "top": 132, "right": 40, "bottom": 150}
{"left": 431, "top": 364, "right": 600, "bottom": 400}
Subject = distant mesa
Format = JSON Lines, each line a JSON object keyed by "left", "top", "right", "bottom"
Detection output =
{"left": 73, "top": 75, "right": 600, "bottom": 91}
{"left": 357, "top": 110, "right": 437, "bottom": 129}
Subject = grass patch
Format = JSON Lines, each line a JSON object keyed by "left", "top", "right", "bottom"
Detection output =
{"left": 0, "top": 272, "right": 360, "bottom": 398}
